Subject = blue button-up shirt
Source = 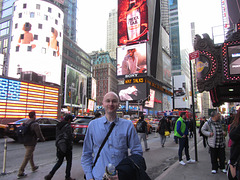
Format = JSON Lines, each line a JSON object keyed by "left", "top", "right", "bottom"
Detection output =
{"left": 81, "top": 116, "right": 143, "bottom": 180}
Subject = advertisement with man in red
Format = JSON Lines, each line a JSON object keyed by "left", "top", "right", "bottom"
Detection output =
{"left": 118, "top": 0, "right": 149, "bottom": 45}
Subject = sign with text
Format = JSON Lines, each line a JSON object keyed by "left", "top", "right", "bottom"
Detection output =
{"left": 118, "top": 0, "right": 148, "bottom": 45}
{"left": 189, "top": 51, "right": 199, "bottom": 60}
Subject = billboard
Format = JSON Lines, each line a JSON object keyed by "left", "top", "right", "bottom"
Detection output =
{"left": 91, "top": 77, "right": 97, "bottom": 101}
{"left": 118, "top": 83, "right": 147, "bottom": 101}
{"left": 228, "top": 45, "right": 240, "bottom": 75}
{"left": 173, "top": 75, "right": 190, "bottom": 109}
{"left": 0, "top": 76, "right": 59, "bottom": 119}
{"left": 162, "top": 52, "right": 172, "bottom": 83}
{"left": 88, "top": 99, "right": 95, "bottom": 111}
{"left": 64, "top": 65, "right": 87, "bottom": 108}
{"left": 162, "top": 94, "right": 172, "bottom": 111}
{"left": 117, "top": 43, "right": 147, "bottom": 77}
{"left": 8, "top": 0, "right": 64, "bottom": 85}
{"left": 145, "top": 89, "right": 155, "bottom": 108}
{"left": 118, "top": 0, "right": 148, "bottom": 45}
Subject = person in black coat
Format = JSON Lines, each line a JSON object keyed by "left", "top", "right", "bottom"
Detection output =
{"left": 44, "top": 114, "right": 75, "bottom": 180}
{"left": 199, "top": 116, "right": 207, "bottom": 148}
{"left": 157, "top": 117, "right": 171, "bottom": 147}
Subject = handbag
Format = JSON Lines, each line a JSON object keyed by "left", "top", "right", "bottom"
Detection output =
{"left": 84, "top": 122, "right": 116, "bottom": 179}
{"left": 165, "top": 131, "right": 170, "bottom": 136}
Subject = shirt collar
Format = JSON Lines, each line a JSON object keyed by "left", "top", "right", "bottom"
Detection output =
{"left": 103, "top": 115, "right": 119, "bottom": 125}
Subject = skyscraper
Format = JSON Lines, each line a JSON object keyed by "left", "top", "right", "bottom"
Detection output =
{"left": 63, "top": 0, "right": 77, "bottom": 42}
{"left": 169, "top": 0, "right": 181, "bottom": 76}
{"left": 106, "top": 9, "right": 117, "bottom": 59}
{"left": 161, "top": 0, "right": 170, "bottom": 33}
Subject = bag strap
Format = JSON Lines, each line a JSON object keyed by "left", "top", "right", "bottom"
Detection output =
{"left": 93, "top": 122, "right": 115, "bottom": 168}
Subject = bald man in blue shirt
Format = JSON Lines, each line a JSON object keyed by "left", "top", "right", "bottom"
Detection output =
{"left": 81, "top": 92, "right": 143, "bottom": 180}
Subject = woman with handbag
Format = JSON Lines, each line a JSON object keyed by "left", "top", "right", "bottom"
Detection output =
{"left": 157, "top": 117, "right": 171, "bottom": 147}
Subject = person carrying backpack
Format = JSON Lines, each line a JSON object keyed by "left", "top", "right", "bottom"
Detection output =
{"left": 17, "top": 111, "right": 45, "bottom": 179}
{"left": 44, "top": 114, "right": 75, "bottom": 180}
{"left": 136, "top": 115, "right": 150, "bottom": 151}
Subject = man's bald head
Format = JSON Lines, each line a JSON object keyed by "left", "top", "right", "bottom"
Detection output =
{"left": 103, "top": 92, "right": 119, "bottom": 103}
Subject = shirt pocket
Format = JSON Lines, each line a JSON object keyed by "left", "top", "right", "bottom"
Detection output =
{"left": 113, "top": 134, "right": 127, "bottom": 150}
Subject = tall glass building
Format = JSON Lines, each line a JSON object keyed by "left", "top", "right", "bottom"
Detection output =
{"left": 169, "top": 0, "right": 181, "bottom": 76}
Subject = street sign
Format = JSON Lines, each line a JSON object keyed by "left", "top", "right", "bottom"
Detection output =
{"left": 189, "top": 50, "right": 199, "bottom": 60}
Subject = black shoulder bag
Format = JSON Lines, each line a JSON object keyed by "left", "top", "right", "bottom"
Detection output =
{"left": 84, "top": 122, "right": 116, "bottom": 179}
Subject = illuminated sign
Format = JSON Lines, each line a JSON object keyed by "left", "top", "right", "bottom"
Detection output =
{"left": 118, "top": 0, "right": 148, "bottom": 45}
{"left": 145, "top": 89, "right": 155, "bottom": 108}
{"left": 118, "top": 83, "right": 147, "bottom": 101}
{"left": 91, "top": 78, "right": 97, "bottom": 101}
{"left": 228, "top": 45, "right": 240, "bottom": 75}
{"left": 117, "top": 43, "right": 147, "bottom": 77}
{"left": 124, "top": 77, "right": 145, "bottom": 84}
{"left": 0, "top": 77, "right": 59, "bottom": 119}
{"left": 88, "top": 99, "right": 94, "bottom": 111}
{"left": 64, "top": 65, "right": 87, "bottom": 108}
{"left": 8, "top": 0, "right": 64, "bottom": 85}
{"left": 146, "top": 79, "right": 173, "bottom": 96}
{"left": 222, "top": 42, "right": 240, "bottom": 80}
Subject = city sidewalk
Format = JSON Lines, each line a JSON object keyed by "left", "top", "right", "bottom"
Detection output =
{"left": 0, "top": 137, "right": 230, "bottom": 180}
{"left": 155, "top": 139, "right": 230, "bottom": 180}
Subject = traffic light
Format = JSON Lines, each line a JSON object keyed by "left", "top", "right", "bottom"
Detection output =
{"left": 69, "top": 91, "right": 71, "bottom": 97}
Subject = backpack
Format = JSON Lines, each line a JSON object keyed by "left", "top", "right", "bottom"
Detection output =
{"left": 136, "top": 120, "right": 145, "bottom": 132}
{"left": 17, "top": 121, "right": 35, "bottom": 144}
{"left": 55, "top": 124, "right": 69, "bottom": 154}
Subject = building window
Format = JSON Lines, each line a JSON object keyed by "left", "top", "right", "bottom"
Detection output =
{"left": 38, "top": 24, "right": 43, "bottom": 29}
{"left": 58, "top": 13, "right": 61, "bottom": 18}
{"left": 3, "top": 39, "right": 8, "bottom": 48}
{"left": 27, "top": 46, "right": 32, "bottom": 52}
{"left": 15, "top": 23, "right": 18, "bottom": 29}
{"left": 48, "top": 7, "right": 52, "bottom": 13}
{"left": 41, "top": 47, "right": 46, "bottom": 54}
{"left": 23, "top": 4, "right": 27, "bottom": 9}
{"left": 44, "top": 15, "right": 48, "bottom": 21}
{"left": 34, "top": 35, "right": 38, "bottom": 40}
{"left": 30, "top": 12, "right": 35, "bottom": 18}
{"left": 55, "top": 19, "right": 58, "bottom": 25}
{"left": 16, "top": 46, "right": 19, "bottom": 52}
{"left": 36, "top": 4, "right": 40, "bottom": 9}
{"left": 18, "top": 13, "right": 22, "bottom": 18}
{"left": 0, "top": 28, "right": 9, "bottom": 36}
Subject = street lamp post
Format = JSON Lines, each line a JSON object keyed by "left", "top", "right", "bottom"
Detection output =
{"left": 189, "top": 50, "right": 199, "bottom": 162}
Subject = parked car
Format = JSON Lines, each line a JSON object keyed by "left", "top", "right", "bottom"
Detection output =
{"left": 71, "top": 116, "right": 94, "bottom": 143}
{"left": 6, "top": 118, "right": 60, "bottom": 141}
{"left": 0, "top": 124, "right": 7, "bottom": 138}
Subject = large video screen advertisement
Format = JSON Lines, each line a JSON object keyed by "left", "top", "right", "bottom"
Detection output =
{"left": 0, "top": 77, "right": 59, "bottom": 119}
{"left": 117, "top": 43, "right": 147, "bottom": 77}
{"left": 8, "top": 0, "right": 64, "bottom": 85}
{"left": 228, "top": 45, "right": 240, "bottom": 75}
{"left": 118, "top": 83, "right": 147, "bottom": 101}
{"left": 118, "top": 0, "right": 148, "bottom": 45}
{"left": 64, "top": 65, "right": 87, "bottom": 108}
{"left": 91, "top": 78, "right": 97, "bottom": 101}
